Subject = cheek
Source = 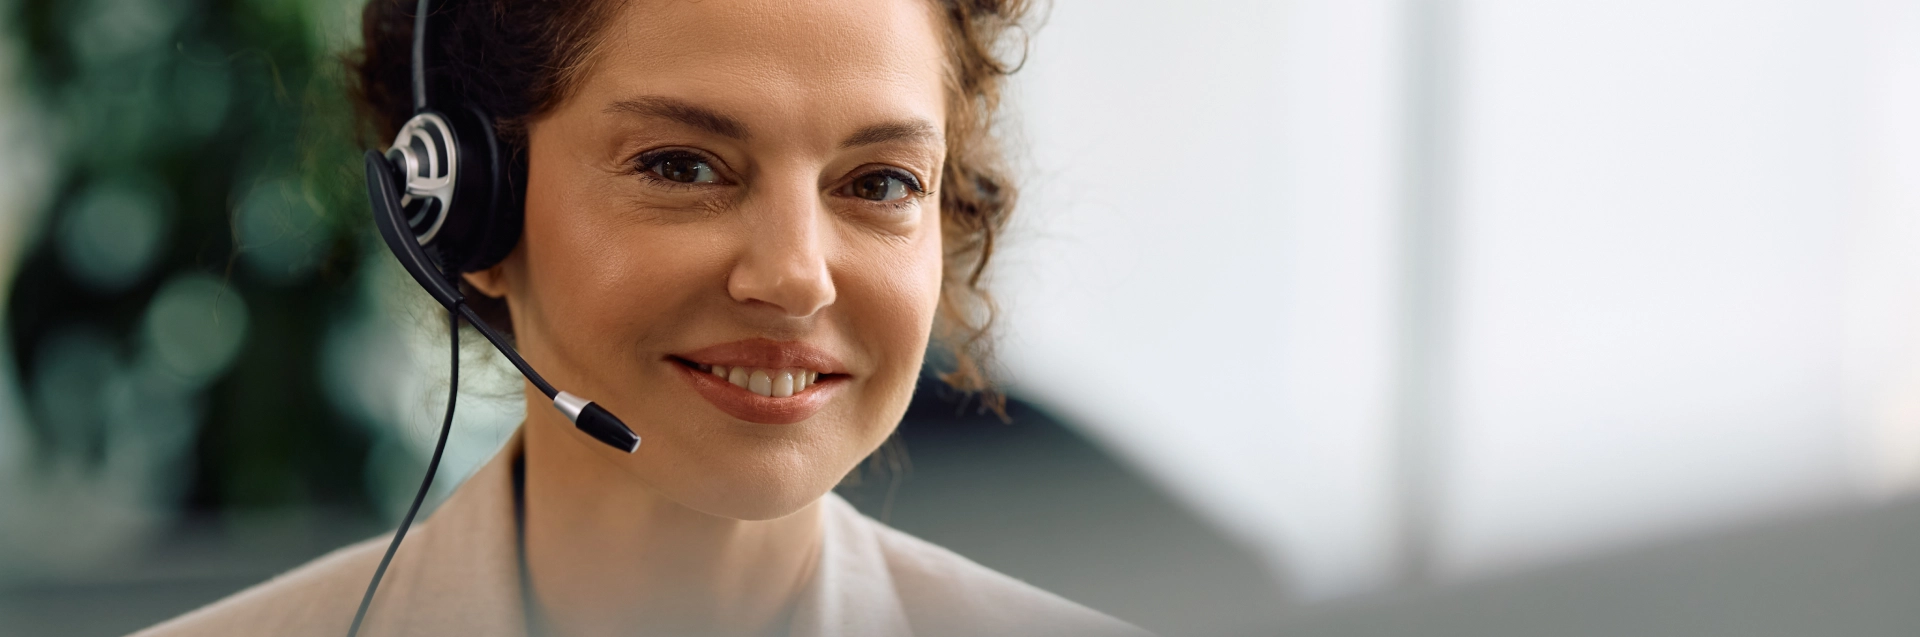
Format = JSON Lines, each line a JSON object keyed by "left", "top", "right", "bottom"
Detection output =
{"left": 836, "top": 212, "right": 946, "bottom": 395}
{"left": 549, "top": 221, "right": 710, "bottom": 312}
{"left": 517, "top": 177, "right": 726, "bottom": 362}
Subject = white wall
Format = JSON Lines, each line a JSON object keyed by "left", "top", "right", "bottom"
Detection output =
{"left": 1444, "top": 0, "right": 1863, "bottom": 577}
{"left": 1004, "top": 0, "right": 1406, "bottom": 598}
{"left": 1002, "top": 0, "right": 1920, "bottom": 600}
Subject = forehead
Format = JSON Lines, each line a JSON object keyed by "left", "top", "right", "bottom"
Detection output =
{"left": 568, "top": 0, "right": 950, "bottom": 137}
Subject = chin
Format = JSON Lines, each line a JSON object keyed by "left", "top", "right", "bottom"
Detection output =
{"left": 653, "top": 440, "right": 853, "bottom": 521}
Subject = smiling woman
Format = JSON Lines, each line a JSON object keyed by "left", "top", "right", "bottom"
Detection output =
{"left": 128, "top": 0, "right": 1148, "bottom": 636}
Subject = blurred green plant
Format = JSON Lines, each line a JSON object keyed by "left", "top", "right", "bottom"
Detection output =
{"left": 3, "top": 0, "right": 379, "bottom": 533}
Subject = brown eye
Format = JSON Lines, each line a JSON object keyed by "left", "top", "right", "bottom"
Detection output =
{"left": 847, "top": 171, "right": 917, "bottom": 202}
{"left": 645, "top": 152, "right": 718, "bottom": 184}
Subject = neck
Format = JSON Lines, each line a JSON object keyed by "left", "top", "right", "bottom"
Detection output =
{"left": 519, "top": 410, "right": 822, "bottom": 637}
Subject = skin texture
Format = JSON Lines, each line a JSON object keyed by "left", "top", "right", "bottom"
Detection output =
{"left": 460, "top": 0, "right": 951, "bottom": 634}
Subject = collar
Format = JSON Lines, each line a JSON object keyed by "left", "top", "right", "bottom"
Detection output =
{"left": 362, "top": 428, "right": 914, "bottom": 636}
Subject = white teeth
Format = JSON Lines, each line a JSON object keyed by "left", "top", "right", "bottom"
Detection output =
{"left": 707, "top": 365, "right": 824, "bottom": 397}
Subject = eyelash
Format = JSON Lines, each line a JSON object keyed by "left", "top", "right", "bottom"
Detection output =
{"left": 854, "top": 169, "right": 931, "bottom": 207}
{"left": 630, "top": 149, "right": 723, "bottom": 191}
{"left": 627, "top": 149, "right": 932, "bottom": 207}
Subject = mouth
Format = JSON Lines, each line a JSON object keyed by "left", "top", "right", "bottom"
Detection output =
{"left": 671, "top": 359, "right": 838, "bottom": 398}
{"left": 667, "top": 339, "right": 848, "bottom": 425}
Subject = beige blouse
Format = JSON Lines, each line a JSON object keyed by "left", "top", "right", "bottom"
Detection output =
{"left": 132, "top": 432, "right": 1150, "bottom": 637}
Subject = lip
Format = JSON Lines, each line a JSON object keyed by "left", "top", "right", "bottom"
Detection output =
{"left": 672, "top": 339, "right": 847, "bottom": 425}
{"left": 676, "top": 338, "right": 848, "bottom": 373}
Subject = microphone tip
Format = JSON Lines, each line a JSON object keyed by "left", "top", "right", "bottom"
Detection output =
{"left": 553, "top": 392, "right": 641, "bottom": 453}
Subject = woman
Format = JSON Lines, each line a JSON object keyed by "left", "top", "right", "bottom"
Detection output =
{"left": 135, "top": 0, "right": 1147, "bottom": 635}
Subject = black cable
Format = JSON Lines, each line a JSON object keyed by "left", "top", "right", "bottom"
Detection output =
{"left": 456, "top": 303, "right": 557, "bottom": 398}
{"left": 410, "top": 0, "right": 429, "bottom": 111}
{"left": 347, "top": 306, "right": 461, "bottom": 637}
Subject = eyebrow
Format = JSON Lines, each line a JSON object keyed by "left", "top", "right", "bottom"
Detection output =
{"left": 603, "top": 96, "right": 749, "bottom": 140}
{"left": 840, "top": 120, "right": 941, "bottom": 149}
{"left": 602, "top": 96, "right": 940, "bottom": 149}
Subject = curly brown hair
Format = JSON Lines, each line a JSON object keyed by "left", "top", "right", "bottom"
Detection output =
{"left": 349, "top": 0, "right": 1028, "bottom": 396}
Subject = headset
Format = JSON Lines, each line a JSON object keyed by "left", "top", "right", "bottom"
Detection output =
{"left": 350, "top": 0, "right": 641, "bottom": 634}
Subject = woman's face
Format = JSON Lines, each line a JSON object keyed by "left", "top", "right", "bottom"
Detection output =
{"left": 471, "top": 0, "right": 949, "bottom": 520}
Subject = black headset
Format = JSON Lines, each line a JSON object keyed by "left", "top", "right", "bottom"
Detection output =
{"left": 350, "top": 1, "right": 640, "bottom": 633}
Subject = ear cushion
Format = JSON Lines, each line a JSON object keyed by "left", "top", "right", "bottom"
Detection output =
{"left": 433, "top": 105, "right": 523, "bottom": 273}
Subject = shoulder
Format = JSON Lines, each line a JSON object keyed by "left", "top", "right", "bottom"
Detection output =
{"left": 845, "top": 504, "right": 1154, "bottom": 637}
{"left": 128, "top": 534, "right": 390, "bottom": 637}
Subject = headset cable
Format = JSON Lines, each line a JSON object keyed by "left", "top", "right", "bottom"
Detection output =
{"left": 347, "top": 305, "right": 461, "bottom": 637}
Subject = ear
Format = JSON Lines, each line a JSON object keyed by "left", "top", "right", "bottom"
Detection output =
{"left": 462, "top": 263, "right": 510, "bottom": 299}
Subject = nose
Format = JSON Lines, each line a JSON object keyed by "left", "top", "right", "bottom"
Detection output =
{"left": 726, "top": 184, "right": 836, "bottom": 317}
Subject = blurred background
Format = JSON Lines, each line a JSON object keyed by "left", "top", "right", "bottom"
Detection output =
{"left": 3, "top": 0, "right": 1920, "bottom": 635}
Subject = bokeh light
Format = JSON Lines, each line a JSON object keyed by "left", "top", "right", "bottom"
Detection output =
{"left": 55, "top": 176, "right": 171, "bottom": 294}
